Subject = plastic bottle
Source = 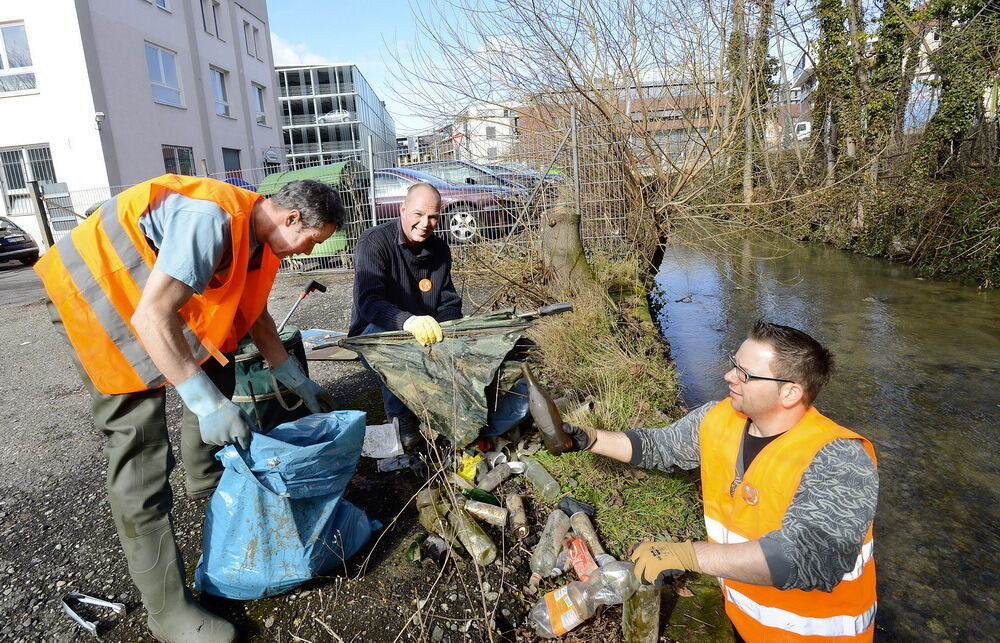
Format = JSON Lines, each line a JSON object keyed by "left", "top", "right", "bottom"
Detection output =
{"left": 529, "top": 509, "right": 570, "bottom": 587}
{"left": 447, "top": 508, "right": 497, "bottom": 566}
{"left": 521, "top": 457, "right": 560, "bottom": 501}
{"left": 622, "top": 583, "right": 660, "bottom": 643}
{"left": 530, "top": 572, "right": 603, "bottom": 638}
{"left": 593, "top": 559, "right": 639, "bottom": 605}
{"left": 505, "top": 493, "right": 529, "bottom": 539}
{"left": 476, "top": 462, "right": 513, "bottom": 492}
{"left": 521, "top": 363, "right": 574, "bottom": 455}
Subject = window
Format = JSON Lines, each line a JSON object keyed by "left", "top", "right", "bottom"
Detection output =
{"left": 373, "top": 173, "right": 409, "bottom": 198}
{"left": 200, "top": 0, "right": 222, "bottom": 38}
{"left": 0, "top": 145, "right": 56, "bottom": 211}
{"left": 222, "top": 148, "right": 241, "bottom": 175}
{"left": 145, "top": 43, "right": 182, "bottom": 106}
{"left": 485, "top": 126, "right": 496, "bottom": 139}
{"left": 252, "top": 83, "right": 266, "bottom": 125}
{"left": 210, "top": 67, "right": 229, "bottom": 116}
{"left": 162, "top": 145, "right": 194, "bottom": 175}
{"left": 243, "top": 22, "right": 261, "bottom": 59}
{"left": 0, "top": 22, "right": 36, "bottom": 93}
{"left": 243, "top": 22, "right": 255, "bottom": 56}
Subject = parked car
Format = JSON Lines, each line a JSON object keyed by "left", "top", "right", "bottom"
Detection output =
{"left": 0, "top": 217, "right": 40, "bottom": 266}
{"left": 405, "top": 160, "right": 529, "bottom": 193}
{"left": 483, "top": 162, "right": 564, "bottom": 199}
{"left": 372, "top": 167, "right": 521, "bottom": 243}
{"left": 317, "top": 109, "right": 351, "bottom": 124}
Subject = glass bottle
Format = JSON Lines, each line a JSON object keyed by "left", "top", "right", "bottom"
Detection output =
{"left": 521, "top": 363, "right": 574, "bottom": 455}
{"left": 461, "top": 498, "right": 508, "bottom": 527}
{"left": 521, "top": 456, "right": 560, "bottom": 501}
{"left": 447, "top": 508, "right": 497, "bottom": 566}
{"left": 623, "top": 583, "right": 660, "bottom": 643}
{"left": 476, "top": 462, "right": 513, "bottom": 492}
{"left": 569, "top": 511, "right": 606, "bottom": 558}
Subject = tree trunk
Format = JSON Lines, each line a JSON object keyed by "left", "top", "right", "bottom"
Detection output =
{"left": 540, "top": 200, "right": 600, "bottom": 299}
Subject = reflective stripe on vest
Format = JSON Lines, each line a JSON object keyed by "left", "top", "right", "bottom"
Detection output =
{"left": 97, "top": 197, "right": 211, "bottom": 365}
{"left": 57, "top": 201, "right": 165, "bottom": 389}
{"left": 725, "top": 585, "right": 877, "bottom": 637}
{"left": 706, "top": 515, "right": 875, "bottom": 584}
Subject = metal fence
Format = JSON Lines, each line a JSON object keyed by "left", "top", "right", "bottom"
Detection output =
{"left": 19, "top": 113, "right": 630, "bottom": 274}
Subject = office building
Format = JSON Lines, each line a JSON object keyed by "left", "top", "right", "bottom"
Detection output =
{"left": 277, "top": 63, "right": 396, "bottom": 170}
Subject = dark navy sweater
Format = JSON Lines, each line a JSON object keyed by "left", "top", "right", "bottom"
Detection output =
{"left": 348, "top": 220, "right": 463, "bottom": 336}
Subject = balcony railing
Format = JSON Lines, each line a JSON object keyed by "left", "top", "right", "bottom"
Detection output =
{"left": 281, "top": 83, "right": 356, "bottom": 97}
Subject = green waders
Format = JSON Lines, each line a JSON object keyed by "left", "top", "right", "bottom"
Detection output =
{"left": 49, "top": 303, "right": 235, "bottom": 643}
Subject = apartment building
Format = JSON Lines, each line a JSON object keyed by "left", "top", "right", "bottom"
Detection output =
{"left": 277, "top": 64, "right": 396, "bottom": 170}
{"left": 0, "top": 0, "right": 283, "bottom": 242}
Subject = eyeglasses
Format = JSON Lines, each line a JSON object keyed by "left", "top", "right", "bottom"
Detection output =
{"left": 729, "top": 355, "right": 795, "bottom": 384}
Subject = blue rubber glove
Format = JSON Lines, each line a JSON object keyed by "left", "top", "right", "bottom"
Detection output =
{"left": 270, "top": 357, "right": 335, "bottom": 413}
{"left": 176, "top": 372, "right": 254, "bottom": 449}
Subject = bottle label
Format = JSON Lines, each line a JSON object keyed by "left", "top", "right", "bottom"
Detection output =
{"left": 544, "top": 587, "right": 583, "bottom": 636}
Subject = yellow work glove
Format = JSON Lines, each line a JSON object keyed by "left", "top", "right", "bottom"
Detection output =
{"left": 630, "top": 541, "right": 701, "bottom": 587}
{"left": 403, "top": 315, "right": 443, "bottom": 346}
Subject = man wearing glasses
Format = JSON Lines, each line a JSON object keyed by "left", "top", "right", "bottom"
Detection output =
{"left": 557, "top": 321, "right": 878, "bottom": 641}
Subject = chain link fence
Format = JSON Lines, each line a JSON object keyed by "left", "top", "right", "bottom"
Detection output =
{"left": 20, "top": 116, "right": 630, "bottom": 273}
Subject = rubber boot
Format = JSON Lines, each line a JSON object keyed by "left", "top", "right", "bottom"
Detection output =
{"left": 122, "top": 523, "right": 235, "bottom": 643}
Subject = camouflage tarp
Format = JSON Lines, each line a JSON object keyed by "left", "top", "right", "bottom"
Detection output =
{"left": 338, "top": 309, "right": 534, "bottom": 447}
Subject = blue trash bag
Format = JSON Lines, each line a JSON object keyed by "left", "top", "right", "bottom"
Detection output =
{"left": 194, "top": 410, "right": 382, "bottom": 599}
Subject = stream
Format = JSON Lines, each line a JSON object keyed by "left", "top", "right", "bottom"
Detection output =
{"left": 651, "top": 224, "right": 999, "bottom": 641}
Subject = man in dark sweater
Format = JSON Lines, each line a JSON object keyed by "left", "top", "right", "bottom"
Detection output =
{"left": 349, "top": 183, "right": 463, "bottom": 445}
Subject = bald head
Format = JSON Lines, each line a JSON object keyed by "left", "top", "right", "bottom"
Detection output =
{"left": 405, "top": 182, "right": 442, "bottom": 206}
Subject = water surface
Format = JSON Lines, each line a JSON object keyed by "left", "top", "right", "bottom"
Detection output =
{"left": 652, "top": 225, "right": 999, "bottom": 641}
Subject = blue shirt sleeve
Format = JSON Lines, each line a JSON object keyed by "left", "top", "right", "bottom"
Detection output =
{"left": 139, "top": 192, "right": 231, "bottom": 294}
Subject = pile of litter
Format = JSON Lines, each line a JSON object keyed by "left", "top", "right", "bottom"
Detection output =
{"left": 400, "top": 432, "right": 660, "bottom": 640}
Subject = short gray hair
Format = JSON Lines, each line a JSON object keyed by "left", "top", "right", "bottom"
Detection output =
{"left": 269, "top": 179, "right": 345, "bottom": 229}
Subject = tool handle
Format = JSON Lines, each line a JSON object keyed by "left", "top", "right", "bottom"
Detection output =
{"left": 537, "top": 301, "right": 573, "bottom": 316}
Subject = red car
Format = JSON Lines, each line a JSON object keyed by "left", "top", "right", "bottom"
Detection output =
{"left": 372, "top": 167, "right": 521, "bottom": 243}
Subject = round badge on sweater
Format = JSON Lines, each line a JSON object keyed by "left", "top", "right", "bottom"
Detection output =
{"left": 418, "top": 278, "right": 433, "bottom": 292}
{"left": 742, "top": 483, "right": 759, "bottom": 506}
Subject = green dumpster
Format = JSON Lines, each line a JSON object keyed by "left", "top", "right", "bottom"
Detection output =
{"left": 257, "top": 161, "right": 369, "bottom": 267}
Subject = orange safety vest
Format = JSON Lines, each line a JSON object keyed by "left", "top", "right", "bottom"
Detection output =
{"left": 35, "top": 174, "right": 280, "bottom": 394}
{"left": 699, "top": 399, "right": 877, "bottom": 642}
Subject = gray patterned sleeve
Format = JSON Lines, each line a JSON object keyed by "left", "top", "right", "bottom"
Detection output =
{"left": 624, "top": 401, "right": 716, "bottom": 471}
{"left": 759, "top": 439, "right": 878, "bottom": 592}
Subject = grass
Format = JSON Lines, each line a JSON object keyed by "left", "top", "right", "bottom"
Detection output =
{"left": 520, "top": 252, "right": 706, "bottom": 555}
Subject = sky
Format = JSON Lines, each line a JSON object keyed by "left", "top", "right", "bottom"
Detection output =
{"left": 267, "top": 0, "right": 434, "bottom": 135}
